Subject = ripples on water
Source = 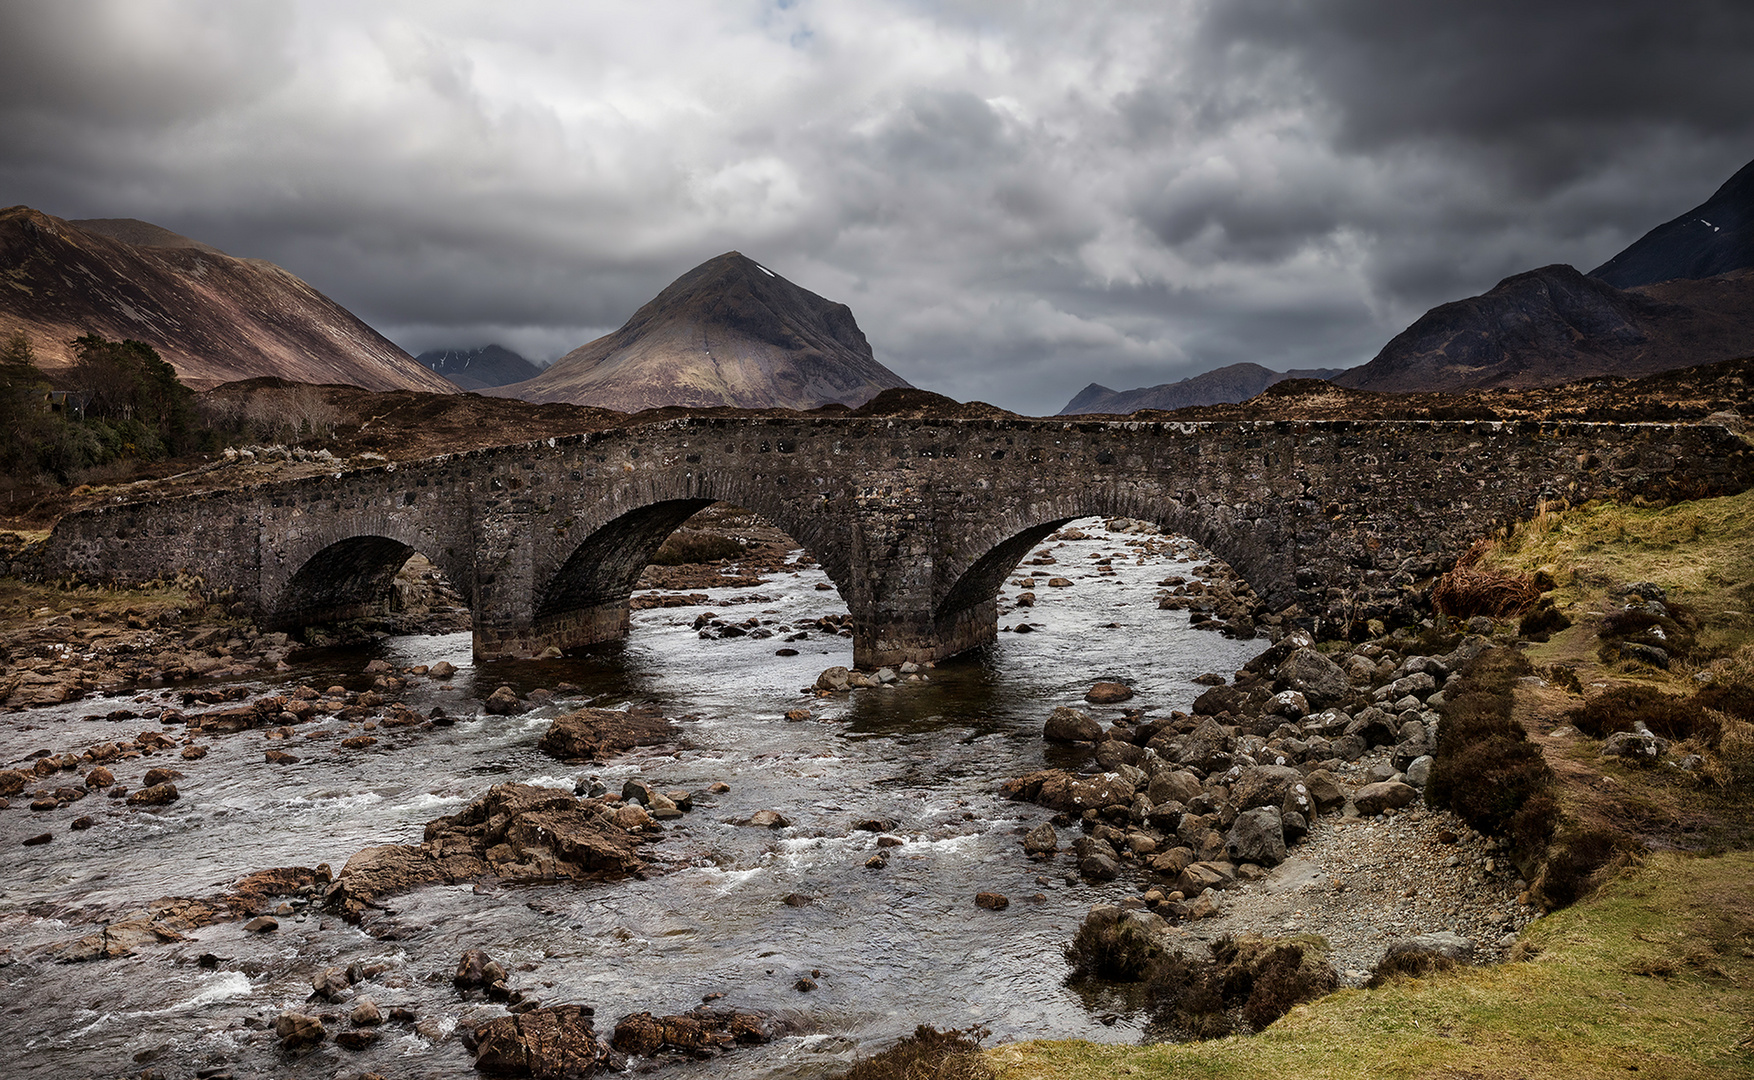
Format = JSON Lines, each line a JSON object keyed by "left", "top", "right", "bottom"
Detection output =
{"left": 0, "top": 519, "right": 1263, "bottom": 1077}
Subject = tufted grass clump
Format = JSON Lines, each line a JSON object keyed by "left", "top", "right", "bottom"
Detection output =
{"left": 841, "top": 1025, "right": 995, "bottom": 1080}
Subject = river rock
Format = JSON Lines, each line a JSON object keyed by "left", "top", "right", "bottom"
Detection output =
{"left": 538, "top": 705, "right": 674, "bottom": 761}
{"left": 1353, "top": 780, "right": 1418, "bottom": 816}
{"left": 747, "top": 810, "right": 790, "bottom": 829}
{"left": 1043, "top": 706, "right": 1102, "bottom": 742}
{"left": 1094, "top": 739, "right": 1144, "bottom": 770}
{"left": 814, "top": 666, "right": 851, "bottom": 692}
{"left": 429, "top": 661, "right": 457, "bottom": 678}
{"left": 976, "top": 892, "right": 1010, "bottom": 910}
{"left": 612, "top": 1007, "right": 773, "bottom": 1058}
{"left": 456, "top": 948, "right": 509, "bottom": 991}
{"left": 243, "top": 915, "right": 278, "bottom": 933}
{"left": 330, "top": 784, "right": 645, "bottom": 921}
{"left": 1148, "top": 769, "right": 1203, "bottom": 806}
{"left": 83, "top": 767, "right": 114, "bottom": 789}
{"left": 1080, "top": 853, "right": 1120, "bottom": 881}
{"left": 0, "top": 769, "right": 28, "bottom": 796}
{"left": 126, "top": 782, "right": 179, "bottom": 806}
{"left": 1405, "top": 755, "right": 1435, "bottom": 788}
{"left": 612, "top": 803, "right": 654, "bottom": 829}
{"left": 1085, "top": 682, "right": 1134, "bottom": 704}
{"left": 312, "top": 965, "right": 353, "bottom": 1002}
{"left": 351, "top": 999, "right": 383, "bottom": 1026}
{"left": 474, "top": 1005, "right": 607, "bottom": 1078}
{"left": 1022, "top": 822, "right": 1059, "bottom": 855}
{"left": 274, "top": 1011, "right": 326, "bottom": 1049}
{"left": 1275, "top": 648, "right": 1349, "bottom": 706}
{"left": 484, "top": 686, "right": 523, "bottom": 715}
{"left": 335, "top": 1029, "right": 379, "bottom": 1051}
{"left": 1228, "top": 764, "right": 1305, "bottom": 811}
{"left": 1224, "top": 807, "right": 1286, "bottom": 867}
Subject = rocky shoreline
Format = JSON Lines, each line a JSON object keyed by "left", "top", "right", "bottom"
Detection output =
{"left": 999, "top": 622, "right": 1539, "bottom": 981}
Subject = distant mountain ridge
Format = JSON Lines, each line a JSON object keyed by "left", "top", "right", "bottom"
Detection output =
{"left": 1590, "top": 157, "right": 1754, "bottom": 288}
{"left": 494, "top": 252, "right": 909, "bottom": 411}
{"left": 1057, "top": 362, "right": 1345, "bottom": 415}
{"left": 0, "top": 207, "right": 456, "bottom": 393}
{"left": 1330, "top": 263, "right": 1754, "bottom": 393}
{"left": 415, "top": 344, "right": 544, "bottom": 390}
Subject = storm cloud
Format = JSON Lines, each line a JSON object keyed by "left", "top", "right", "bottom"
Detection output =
{"left": 3, "top": 0, "right": 1749, "bottom": 414}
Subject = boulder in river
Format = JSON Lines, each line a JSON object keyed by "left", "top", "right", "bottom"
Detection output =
{"left": 1084, "top": 681, "right": 1134, "bottom": 704}
{"left": 538, "top": 706, "right": 672, "bottom": 762}
{"left": 1043, "top": 706, "right": 1102, "bottom": 742}
{"left": 274, "top": 1011, "right": 326, "bottom": 1049}
{"left": 611, "top": 1006, "right": 774, "bottom": 1058}
{"left": 484, "top": 685, "right": 523, "bottom": 715}
{"left": 473, "top": 1005, "right": 609, "bottom": 1078}
{"left": 126, "top": 782, "right": 179, "bottom": 806}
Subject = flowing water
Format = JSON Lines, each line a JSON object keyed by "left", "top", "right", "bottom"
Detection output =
{"left": 0, "top": 518, "right": 1262, "bottom": 1078}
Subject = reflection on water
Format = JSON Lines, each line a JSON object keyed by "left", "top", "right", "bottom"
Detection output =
{"left": 0, "top": 519, "right": 1262, "bottom": 1078}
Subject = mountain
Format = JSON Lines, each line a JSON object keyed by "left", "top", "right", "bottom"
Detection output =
{"left": 1590, "top": 157, "right": 1754, "bottom": 288}
{"left": 415, "top": 344, "right": 544, "bottom": 390}
{"left": 0, "top": 207, "right": 457, "bottom": 393}
{"left": 1057, "top": 362, "right": 1346, "bottom": 415}
{"left": 493, "top": 252, "right": 909, "bottom": 411}
{"left": 1330, "top": 263, "right": 1754, "bottom": 393}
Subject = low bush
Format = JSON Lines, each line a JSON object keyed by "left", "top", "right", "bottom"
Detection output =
{"left": 1538, "top": 827, "right": 1626, "bottom": 909}
{"left": 1147, "top": 935, "right": 1337, "bottom": 1039}
{"left": 1365, "top": 947, "right": 1457, "bottom": 987}
{"left": 1566, "top": 685, "right": 1721, "bottom": 745}
{"left": 1519, "top": 600, "right": 1572, "bottom": 641}
{"left": 840, "top": 1026, "right": 995, "bottom": 1080}
{"left": 1065, "top": 909, "right": 1163, "bottom": 980}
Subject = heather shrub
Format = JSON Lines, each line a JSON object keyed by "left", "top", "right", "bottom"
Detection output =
{"left": 1147, "top": 935, "right": 1337, "bottom": 1039}
{"left": 1366, "top": 947, "right": 1457, "bottom": 987}
{"left": 1565, "top": 685, "right": 1721, "bottom": 745}
{"left": 1065, "top": 910, "right": 1163, "bottom": 981}
{"left": 1519, "top": 600, "right": 1572, "bottom": 641}
{"left": 841, "top": 1026, "right": 995, "bottom": 1080}
{"left": 650, "top": 532, "right": 743, "bottom": 565}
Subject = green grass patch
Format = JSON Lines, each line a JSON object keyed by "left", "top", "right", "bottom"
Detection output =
{"left": 988, "top": 851, "right": 1754, "bottom": 1080}
{"left": 1483, "top": 490, "right": 1754, "bottom": 659}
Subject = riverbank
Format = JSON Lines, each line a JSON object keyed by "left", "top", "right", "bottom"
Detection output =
{"left": 988, "top": 848, "right": 1754, "bottom": 1079}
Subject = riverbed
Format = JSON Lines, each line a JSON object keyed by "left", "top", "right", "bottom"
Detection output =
{"left": 0, "top": 518, "right": 1263, "bottom": 1078}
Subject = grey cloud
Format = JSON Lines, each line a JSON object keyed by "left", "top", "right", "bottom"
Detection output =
{"left": 0, "top": 1, "right": 1748, "bottom": 415}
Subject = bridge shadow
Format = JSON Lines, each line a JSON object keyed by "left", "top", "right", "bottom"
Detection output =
{"left": 275, "top": 537, "right": 471, "bottom": 638}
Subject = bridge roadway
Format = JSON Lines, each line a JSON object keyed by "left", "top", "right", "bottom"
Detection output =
{"left": 40, "top": 415, "right": 1752, "bottom": 667}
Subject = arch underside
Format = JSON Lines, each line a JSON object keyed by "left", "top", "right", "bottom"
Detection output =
{"left": 272, "top": 535, "right": 419, "bottom": 629}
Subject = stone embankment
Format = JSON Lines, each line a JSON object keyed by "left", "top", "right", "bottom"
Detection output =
{"left": 1004, "top": 623, "right": 1537, "bottom": 977}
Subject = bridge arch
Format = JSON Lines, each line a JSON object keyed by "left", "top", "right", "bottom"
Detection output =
{"left": 270, "top": 534, "right": 472, "bottom": 631}
{"left": 514, "top": 468, "right": 861, "bottom": 657}
{"left": 929, "top": 488, "right": 1281, "bottom": 658}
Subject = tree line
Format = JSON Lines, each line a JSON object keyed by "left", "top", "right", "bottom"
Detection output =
{"left": 1, "top": 331, "right": 202, "bottom": 487}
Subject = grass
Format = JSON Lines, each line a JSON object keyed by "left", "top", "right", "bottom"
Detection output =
{"left": 1481, "top": 490, "right": 1754, "bottom": 661}
{"left": 988, "top": 851, "right": 1754, "bottom": 1080}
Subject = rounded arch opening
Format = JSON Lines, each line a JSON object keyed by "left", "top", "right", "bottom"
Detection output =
{"left": 273, "top": 536, "right": 471, "bottom": 634}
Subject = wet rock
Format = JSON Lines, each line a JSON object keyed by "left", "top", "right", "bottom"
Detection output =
{"left": 1043, "top": 706, "right": 1102, "bottom": 743}
{"left": 794, "top": 976, "right": 818, "bottom": 991}
{"left": 24, "top": 832, "right": 51, "bottom": 846}
{"left": 1353, "top": 780, "right": 1418, "bottom": 816}
{"left": 180, "top": 745, "right": 208, "bottom": 760}
{"left": 1085, "top": 681, "right": 1134, "bottom": 704}
{"left": 539, "top": 705, "right": 672, "bottom": 762}
{"left": 781, "top": 893, "right": 812, "bottom": 907}
{"left": 484, "top": 686, "right": 523, "bottom": 715}
{"left": 612, "top": 1007, "right": 774, "bottom": 1058}
{"left": 473, "top": 1005, "right": 607, "bottom": 1078}
{"left": 127, "top": 782, "right": 180, "bottom": 806}
{"left": 0, "top": 769, "right": 29, "bottom": 796}
{"left": 1080, "top": 853, "right": 1120, "bottom": 881}
{"left": 243, "top": 916, "right": 278, "bottom": 933}
{"left": 455, "top": 949, "right": 509, "bottom": 991}
{"left": 142, "top": 767, "right": 180, "bottom": 787}
{"left": 1228, "top": 765, "right": 1305, "bottom": 812}
{"left": 330, "top": 785, "right": 646, "bottom": 921}
{"left": 1224, "top": 807, "right": 1287, "bottom": 867}
{"left": 335, "top": 1029, "right": 379, "bottom": 1051}
{"left": 429, "top": 661, "right": 458, "bottom": 678}
{"left": 746, "top": 810, "right": 790, "bottom": 829}
{"left": 312, "top": 966, "right": 353, "bottom": 1002}
{"left": 274, "top": 1011, "right": 325, "bottom": 1049}
{"left": 813, "top": 666, "right": 851, "bottom": 692}
{"left": 1094, "top": 739, "right": 1144, "bottom": 770}
{"left": 1022, "top": 822, "right": 1059, "bottom": 855}
{"left": 350, "top": 999, "right": 383, "bottom": 1026}
{"left": 975, "top": 892, "right": 1010, "bottom": 910}
{"left": 84, "top": 766, "right": 115, "bottom": 789}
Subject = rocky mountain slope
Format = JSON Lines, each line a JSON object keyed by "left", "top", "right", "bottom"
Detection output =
{"left": 493, "top": 252, "right": 909, "bottom": 411}
{"left": 0, "top": 207, "right": 457, "bottom": 393}
{"left": 1590, "top": 156, "right": 1754, "bottom": 288}
{"left": 414, "top": 344, "right": 543, "bottom": 390}
{"left": 1331, "top": 264, "right": 1754, "bottom": 393}
{"left": 1058, "top": 362, "right": 1345, "bottom": 416}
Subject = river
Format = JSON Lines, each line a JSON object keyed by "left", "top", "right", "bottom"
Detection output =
{"left": 0, "top": 517, "right": 1263, "bottom": 1078}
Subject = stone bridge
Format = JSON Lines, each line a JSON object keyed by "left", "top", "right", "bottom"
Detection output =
{"left": 40, "top": 416, "right": 1752, "bottom": 667}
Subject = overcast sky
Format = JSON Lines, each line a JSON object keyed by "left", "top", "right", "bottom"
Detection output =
{"left": 3, "top": 1, "right": 1752, "bottom": 415}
